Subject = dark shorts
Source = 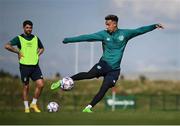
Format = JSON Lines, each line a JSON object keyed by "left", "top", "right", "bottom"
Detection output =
{"left": 92, "top": 59, "right": 120, "bottom": 87}
{"left": 19, "top": 64, "right": 43, "bottom": 84}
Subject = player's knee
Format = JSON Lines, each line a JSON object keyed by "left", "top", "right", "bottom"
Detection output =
{"left": 39, "top": 83, "right": 44, "bottom": 88}
{"left": 37, "top": 81, "right": 44, "bottom": 88}
{"left": 23, "top": 85, "right": 29, "bottom": 90}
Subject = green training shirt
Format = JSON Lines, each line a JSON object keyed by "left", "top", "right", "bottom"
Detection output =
{"left": 63, "top": 24, "right": 157, "bottom": 70}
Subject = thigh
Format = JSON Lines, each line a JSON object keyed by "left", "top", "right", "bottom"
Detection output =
{"left": 104, "top": 70, "right": 120, "bottom": 88}
{"left": 88, "top": 63, "right": 103, "bottom": 78}
{"left": 35, "top": 78, "right": 44, "bottom": 87}
{"left": 19, "top": 65, "right": 31, "bottom": 84}
{"left": 90, "top": 60, "right": 112, "bottom": 78}
{"left": 31, "top": 65, "right": 43, "bottom": 81}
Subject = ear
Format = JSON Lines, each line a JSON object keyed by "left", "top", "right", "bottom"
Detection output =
{"left": 113, "top": 22, "right": 117, "bottom": 27}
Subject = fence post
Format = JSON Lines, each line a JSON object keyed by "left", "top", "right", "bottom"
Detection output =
{"left": 10, "top": 92, "right": 14, "bottom": 112}
{"left": 149, "top": 95, "right": 153, "bottom": 111}
{"left": 162, "top": 95, "right": 166, "bottom": 111}
{"left": 73, "top": 93, "right": 77, "bottom": 111}
{"left": 176, "top": 95, "right": 179, "bottom": 111}
{"left": 42, "top": 94, "right": 46, "bottom": 111}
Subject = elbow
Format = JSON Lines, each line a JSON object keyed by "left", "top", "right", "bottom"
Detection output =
{"left": 42, "top": 48, "right": 45, "bottom": 52}
{"left": 39, "top": 48, "right": 44, "bottom": 53}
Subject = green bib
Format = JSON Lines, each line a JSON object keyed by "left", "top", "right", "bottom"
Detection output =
{"left": 18, "top": 35, "right": 39, "bottom": 65}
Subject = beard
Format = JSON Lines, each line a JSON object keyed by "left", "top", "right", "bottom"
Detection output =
{"left": 24, "top": 31, "right": 32, "bottom": 36}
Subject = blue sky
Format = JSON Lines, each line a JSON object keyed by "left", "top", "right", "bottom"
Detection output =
{"left": 0, "top": 0, "right": 180, "bottom": 79}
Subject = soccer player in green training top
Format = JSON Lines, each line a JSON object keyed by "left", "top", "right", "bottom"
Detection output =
{"left": 4, "top": 20, "right": 45, "bottom": 113}
{"left": 51, "top": 15, "right": 164, "bottom": 113}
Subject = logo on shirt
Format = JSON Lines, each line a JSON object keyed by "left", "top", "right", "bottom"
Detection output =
{"left": 24, "top": 77, "right": 27, "bottom": 82}
{"left": 118, "top": 35, "right": 124, "bottom": 41}
{"left": 97, "top": 65, "right": 102, "bottom": 70}
{"left": 106, "top": 37, "right": 111, "bottom": 41}
{"left": 26, "top": 42, "right": 33, "bottom": 47}
{"left": 113, "top": 80, "right": 116, "bottom": 83}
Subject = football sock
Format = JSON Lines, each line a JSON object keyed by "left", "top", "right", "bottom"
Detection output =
{"left": 85, "top": 104, "right": 92, "bottom": 109}
{"left": 24, "top": 101, "right": 29, "bottom": 109}
{"left": 31, "top": 98, "right": 37, "bottom": 105}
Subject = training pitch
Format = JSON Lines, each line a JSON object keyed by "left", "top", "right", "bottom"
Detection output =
{"left": 0, "top": 110, "right": 180, "bottom": 125}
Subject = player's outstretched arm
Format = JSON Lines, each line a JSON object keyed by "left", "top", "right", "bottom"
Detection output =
{"left": 63, "top": 31, "right": 104, "bottom": 44}
{"left": 127, "top": 24, "right": 164, "bottom": 40}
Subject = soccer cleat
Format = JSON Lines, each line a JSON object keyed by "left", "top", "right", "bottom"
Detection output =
{"left": 25, "top": 108, "right": 30, "bottom": 113}
{"left": 51, "top": 80, "right": 61, "bottom": 90}
{"left": 30, "top": 103, "right": 41, "bottom": 113}
{"left": 82, "top": 108, "right": 93, "bottom": 113}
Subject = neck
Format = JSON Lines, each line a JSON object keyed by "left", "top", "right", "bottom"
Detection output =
{"left": 109, "top": 27, "right": 118, "bottom": 33}
{"left": 24, "top": 33, "right": 31, "bottom": 36}
{"left": 113, "top": 27, "right": 118, "bottom": 32}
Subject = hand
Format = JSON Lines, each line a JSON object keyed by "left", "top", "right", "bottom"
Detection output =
{"left": 156, "top": 24, "right": 164, "bottom": 29}
{"left": 18, "top": 52, "right": 24, "bottom": 60}
{"left": 62, "top": 38, "right": 68, "bottom": 44}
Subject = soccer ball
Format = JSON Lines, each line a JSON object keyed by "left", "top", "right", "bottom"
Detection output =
{"left": 61, "top": 77, "right": 74, "bottom": 91}
{"left": 47, "top": 102, "right": 59, "bottom": 112}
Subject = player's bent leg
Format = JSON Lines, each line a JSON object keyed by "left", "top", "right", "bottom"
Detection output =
{"left": 51, "top": 64, "right": 99, "bottom": 90}
{"left": 34, "top": 79, "right": 44, "bottom": 99}
{"left": 23, "top": 84, "right": 29, "bottom": 101}
{"left": 83, "top": 70, "right": 120, "bottom": 113}
{"left": 82, "top": 80, "right": 112, "bottom": 113}
{"left": 90, "top": 81, "right": 111, "bottom": 107}
{"left": 30, "top": 79, "right": 44, "bottom": 113}
{"left": 71, "top": 64, "right": 100, "bottom": 81}
{"left": 23, "top": 83, "right": 30, "bottom": 113}
{"left": 71, "top": 72, "right": 97, "bottom": 81}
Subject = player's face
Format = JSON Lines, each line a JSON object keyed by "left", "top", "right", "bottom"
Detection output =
{"left": 105, "top": 20, "right": 117, "bottom": 33}
{"left": 23, "top": 24, "right": 32, "bottom": 35}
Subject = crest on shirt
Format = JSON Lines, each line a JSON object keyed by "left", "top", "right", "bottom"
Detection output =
{"left": 97, "top": 65, "right": 102, "bottom": 69}
{"left": 118, "top": 35, "right": 124, "bottom": 41}
{"left": 106, "top": 37, "right": 111, "bottom": 41}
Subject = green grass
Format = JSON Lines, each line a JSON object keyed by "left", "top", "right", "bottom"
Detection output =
{"left": 1, "top": 78, "right": 180, "bottom": 124}
{"left": 0, "top": 111, "right": 180, "bottom": 125}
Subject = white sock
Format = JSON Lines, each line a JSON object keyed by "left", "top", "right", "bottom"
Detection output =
{"left": 85, "top": 105, "right": 92, "bottom": 109}
{"left": 31, "top": 98, "right": 37, "bottom": 105}
{"left": 24, "top": 101, "right": 29, "bottom": 109}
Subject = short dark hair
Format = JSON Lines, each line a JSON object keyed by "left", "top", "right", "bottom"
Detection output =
{"left": 23, "top": 20, "right": 33, "bottom": 27}
{"left": 105, "top": 15, "right": 118, "bottom": 22}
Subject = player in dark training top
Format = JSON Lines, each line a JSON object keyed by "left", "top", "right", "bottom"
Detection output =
{"left": 51, "top": 15, "right": 164, "bottom": 113}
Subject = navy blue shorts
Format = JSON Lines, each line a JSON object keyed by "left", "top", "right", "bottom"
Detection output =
{"left": 19, "top": 64, "right": 43, "bottom": 84}
{"left": 93, "top": 59, "right": 120, "bottom": 87}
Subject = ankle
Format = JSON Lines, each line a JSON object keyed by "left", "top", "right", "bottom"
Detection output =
{"left": 24, "top": 101, "right": 29, "bottom": 109}
{"left": 31, "top": 98, "right": 37, "bottom": 105}
{"left": 85, "top": 104, "right": 92, "bottom": 109}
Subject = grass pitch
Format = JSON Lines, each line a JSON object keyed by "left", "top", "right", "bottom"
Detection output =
{"left": 0, "top": 110, "right": 180, "bottom": 125}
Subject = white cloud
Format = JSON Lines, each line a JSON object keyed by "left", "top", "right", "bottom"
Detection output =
{"left": 113, "top": 0, "right": 180, "bottom": 32}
